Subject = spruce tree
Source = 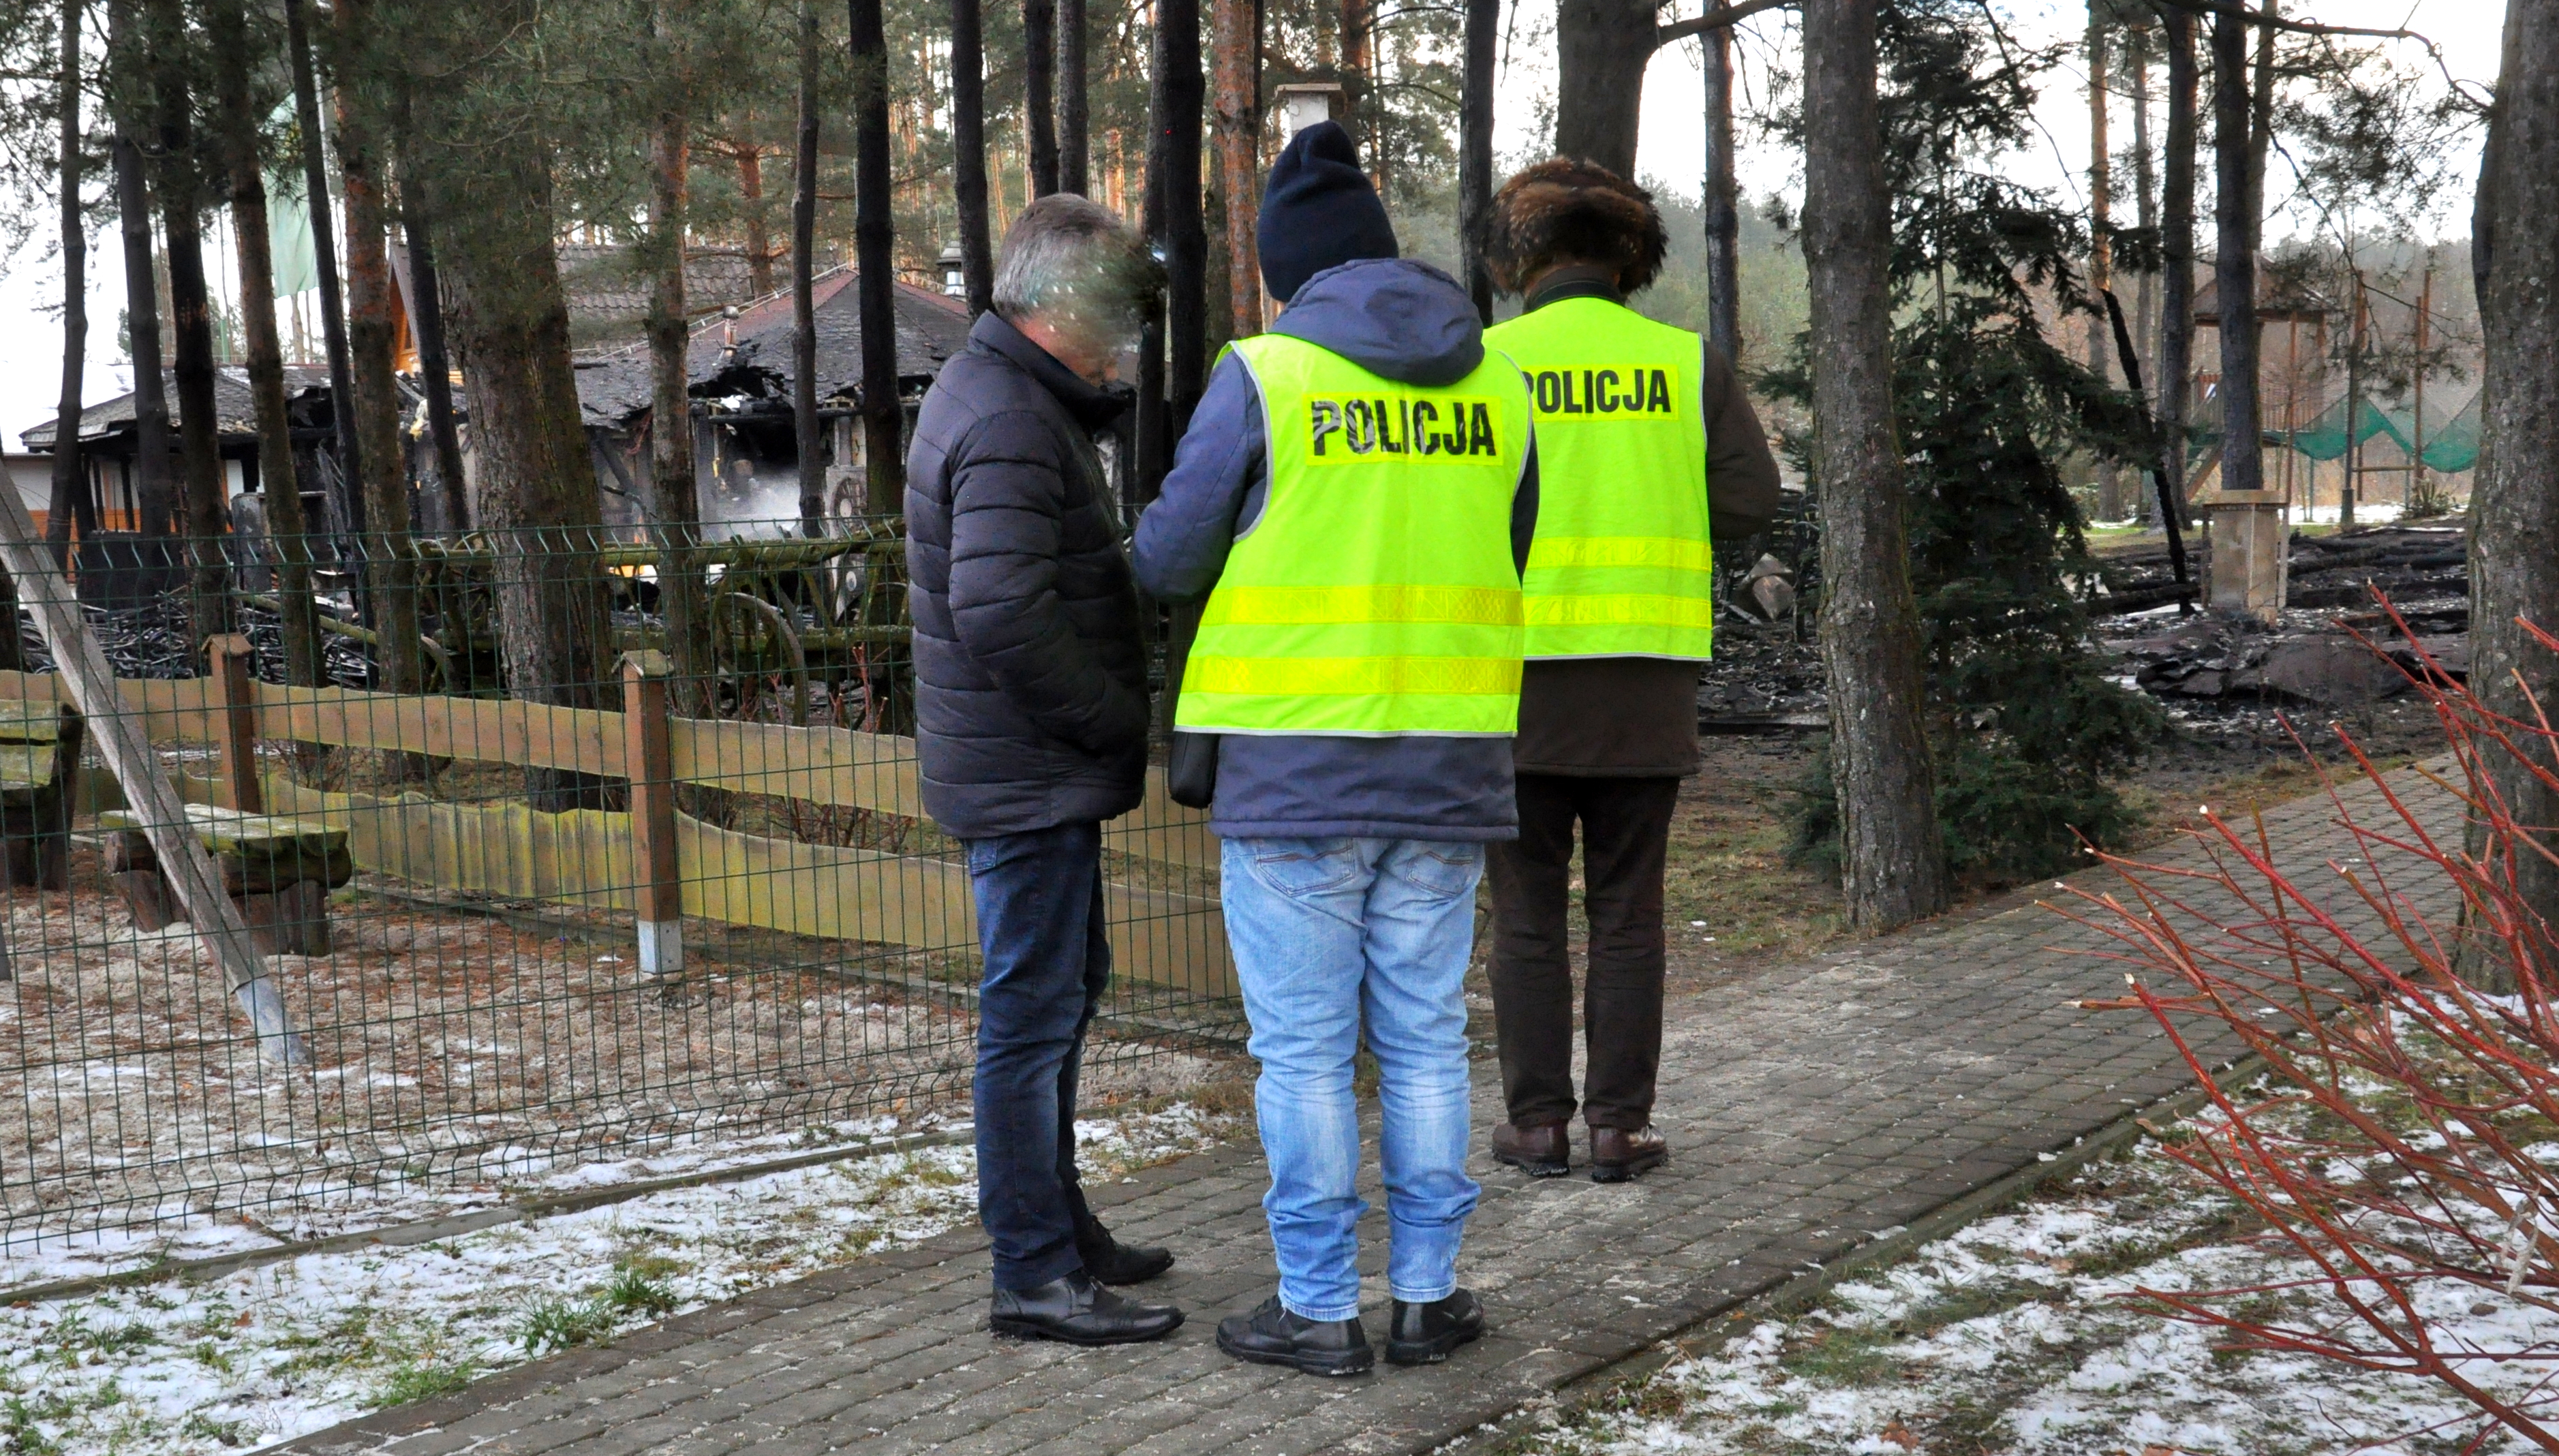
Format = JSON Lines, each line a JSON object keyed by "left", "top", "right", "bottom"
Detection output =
{"left": 1783, "top": 0, "right": 2164, "bottom": 884}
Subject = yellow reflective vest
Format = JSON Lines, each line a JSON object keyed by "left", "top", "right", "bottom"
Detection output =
{"left": 1485, "top": 296, "right": 1715, "bottom": 660}
{"left": 1174, "top": 332, "right": 1533, "bottom": 737}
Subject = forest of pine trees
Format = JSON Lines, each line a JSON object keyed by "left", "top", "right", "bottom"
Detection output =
{"left": 0, "top": 0, "right": 2541, "bottom": 932}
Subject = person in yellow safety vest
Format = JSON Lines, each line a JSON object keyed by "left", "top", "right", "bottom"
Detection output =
{"left": 1479, "top": 159, "right": 1783, "bottom": 1185}
{"left": 1133, "top": 121, "right": 1537, "bottom": 1378}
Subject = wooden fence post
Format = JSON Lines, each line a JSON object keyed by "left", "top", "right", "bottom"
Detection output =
{"left": 208, "top": 633, "right": 262, "bottom": 813}
{"left": 0, "top": 482, "right": 302, "bottom": 1061}
{"left": 621, "top": 650, "right": 682, "bottom": 982}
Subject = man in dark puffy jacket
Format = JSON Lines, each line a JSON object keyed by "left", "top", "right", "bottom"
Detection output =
{"left": 906, "top": 194, "right": 1182, "bottom": 1347}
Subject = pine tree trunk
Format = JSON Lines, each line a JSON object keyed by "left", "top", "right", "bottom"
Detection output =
{"left": 1801, "top": 0, "right": 1948, "bottom": 933}
{"left": 110, "top": 138, "right": 173, "bottom": 543}
{"left": 1700, "top": 18, "right": 1740, "bottom": 364}
{"left": 2156, "top": 1, "right": 2194, "bottom": 523}
{"left": 1339, "top": 0, "right": 1371, "bottom": 146}
{"left": 1054, "top": 0, "right": 1085, "bottom": 196}
{"left": 284, "top": 0, "right": 361, "bottom": 541}
{"left": 2248, "top": 0, "right": 2276, "bottom": 220}
{"left": 433, "top": 125, "right": 613, "bottom": 809}
{"left": 334, "top": 0, "right": 422, "bottom": 702}
{"left": 145, "top": 0, "right": 232, "bottom": 638}
{"left": 2210, "top": 7, "right": 2263, "bottom": 497}
{"left": 209, "top": 0, "right": 324, "bottom": 687}
{"left": 44, "top": 0, "right": 87, "bottom": 575}
{"left": 737, "top": 144, "right": 776, "bottom": 296}
{"left": 392, "top": 107, "right": 470, "bottom": 537}
{"left": 794, "top": 0, "right": 826, "bottom": 533}
{"left": 1137, "top": 110, "right": 1167, "bottom": 502}
{"left": 1554, "top": 0, "right": 1653, "bottom": 177}
{"left": 649, "top": 91, "right": 715, "bottom": 721}
{"left": 848, "top": 0, "right": 904, "bottom": 514}
{"left": 1457, "top": 0, "right": 1495, "bottom": 323}
{"left": 2462, "top": 0, "right": 2559, "bottom": 991}
{"left": 2088, "top": 6, "right": 2120, "bottom": 522}
{"left": 1026, "top": 0, "right": 1060, "bottom": 196}
{"left": 1056, "top": 0, "right": 1088, "bottom": 195}
{"left": 951, "top": 0, "right": 994, "bottom": 315}
{"left": 1154, "top": 0, "right": 1207, "bottom": 422}
{"left": 1211, "top": 0, "right": 1261, "bottom": 337}
{"left": 2128, "top": 17, "right": 2158, "bottom": 492}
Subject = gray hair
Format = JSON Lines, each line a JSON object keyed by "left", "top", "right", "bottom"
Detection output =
{"left": 992, "top": 195, "right": 1159, "bottom": 342}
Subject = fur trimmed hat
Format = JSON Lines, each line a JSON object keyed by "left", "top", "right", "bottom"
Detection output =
{"left": 1484, "top": 159, "right": 1669, "bottom": 297}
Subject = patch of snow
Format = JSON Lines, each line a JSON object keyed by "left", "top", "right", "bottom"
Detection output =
{"left": 1518, "top": 1131, "right": 2559, "bottom": 1455}
{"left": 0, "top": 1101, "right": 1239, "bottom": 1456}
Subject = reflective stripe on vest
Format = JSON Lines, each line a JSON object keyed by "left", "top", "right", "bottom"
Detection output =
{"left": 1174, "top": 332, "right": 1531, "bottom": 737}
{"left": 1485, "top": 296, "right": 1714, "bottom": 660}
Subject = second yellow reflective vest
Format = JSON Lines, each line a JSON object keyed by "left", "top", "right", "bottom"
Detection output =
{"left": 1485, "top": 296, "right": 1716, "bottom": 662}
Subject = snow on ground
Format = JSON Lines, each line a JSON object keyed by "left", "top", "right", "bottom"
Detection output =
{"left": 1516, "top": 1130, "right": 2558, "bottom": 1456}
{"left": 0, "top": 1115, "right": 925, "bottom": 1291}
{"left": 0, "top": 1100, "right": 1241, "bottom": 1456}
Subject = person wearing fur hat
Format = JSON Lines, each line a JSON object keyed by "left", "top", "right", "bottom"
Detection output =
{"left": 1479, "top": 158, "right": 1783, "bottom": 1183}
{"left": 1133, "top": 121, "right": 1539, "bottom": 1378}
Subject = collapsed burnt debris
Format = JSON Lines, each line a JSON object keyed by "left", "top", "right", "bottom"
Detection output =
{"left": 2097, "top": 524, "right": 2469, "bottom": 721}
{"left": 1697, "top": 613, "right": 1828, "bottom": 727}
{"left": 1694, "top": 523, "right": 2474, "bottom": 739}
{"left": 2091, "top": 523, "right": 2468, "bottom": 617}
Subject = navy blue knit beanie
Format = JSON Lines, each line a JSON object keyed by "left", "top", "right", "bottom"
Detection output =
{"left": 1257, "top": 121, "right": 1398, "bottom": 305}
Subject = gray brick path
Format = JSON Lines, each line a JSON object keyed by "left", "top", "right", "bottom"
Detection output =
{"left": 281, "top": 766, "right": 2463, "bottom": 1456}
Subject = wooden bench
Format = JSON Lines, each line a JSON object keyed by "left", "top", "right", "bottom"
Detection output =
{"left": 101, "top": 803, "right": 355, "bottom": 955}
{"left": 0, "top": 698, "right": 82, "bottom": 890}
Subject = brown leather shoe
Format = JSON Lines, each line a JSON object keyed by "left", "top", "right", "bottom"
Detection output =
{"left": 1492, "top": 1121, "right": 1569, "bottom": 1178}
{"left": 1589, "top": 1125, "right": 1667, "bottom": 1183}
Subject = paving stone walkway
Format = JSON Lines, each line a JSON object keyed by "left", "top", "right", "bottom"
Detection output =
{"left": 283, "top": 765, "right": 2464, "bottom": 1456}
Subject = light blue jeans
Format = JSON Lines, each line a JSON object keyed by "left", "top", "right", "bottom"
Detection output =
{"left": 1221, "top": 835, "right": 1485, "bottom": 1322}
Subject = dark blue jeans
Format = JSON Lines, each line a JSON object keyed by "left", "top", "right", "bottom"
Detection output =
{"left": 966, "top": 820, "right": 1111, "bottom": 1290}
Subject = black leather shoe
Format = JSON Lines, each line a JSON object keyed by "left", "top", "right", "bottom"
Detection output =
{"left": 1076, "top": 1220, "right": 1175, "bottom": 1285}
{"left": 988, "top": 1270, "right": 1184, "bottom": 1346}
{"left": 1386, "top": 1289, "right": 1485, "bottom": 1366}
{"left": 1214, "top": 1294, "right": 1373, "bottom": 1376}
{"left": 1493, "top": 1121, "right": 1570, "bottom": 1178}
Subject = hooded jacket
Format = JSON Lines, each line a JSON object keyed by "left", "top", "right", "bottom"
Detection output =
{"left": 906, "top": 311, "right": 1150, "bottom": 838}
{"left": 1133, "top": 258, "right": 1540, "bottom": 841}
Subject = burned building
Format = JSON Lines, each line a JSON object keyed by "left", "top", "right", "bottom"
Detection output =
{"left": 572, "top": 265, "right": 974, "bottom": 535}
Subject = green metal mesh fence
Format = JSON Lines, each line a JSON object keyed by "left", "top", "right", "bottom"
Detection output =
{"left": 0, "top": 518, "right": 1240, "bottom": 1266}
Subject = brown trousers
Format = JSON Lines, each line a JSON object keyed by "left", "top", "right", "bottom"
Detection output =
{"left": 1486, "top": 774, "right": 1680, "bottom": 1131}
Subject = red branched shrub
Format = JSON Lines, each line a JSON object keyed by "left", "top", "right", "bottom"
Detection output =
{"left": 2059, "top": 606, "right": 2559, "bottom": 1452}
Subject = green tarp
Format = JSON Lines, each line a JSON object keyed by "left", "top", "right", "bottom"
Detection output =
{"left": 2192, "top": 386, "right": 2479, "bottom": 474}
{"left": 2278, "top": 392, "right": 2408, "bottom": 462}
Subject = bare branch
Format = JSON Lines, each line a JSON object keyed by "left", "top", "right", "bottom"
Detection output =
{"left": 1655, "top": 0, "right": 1796, "bottom": 50}
{"left": 2145, "top": 0, "right": 2430, "bottom": 43}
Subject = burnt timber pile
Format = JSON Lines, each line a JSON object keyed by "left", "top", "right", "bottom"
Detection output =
{"left": 1696, "top": 523, "right": 2472, "bottom": 734}
{"left": 2098, "top": 524, "right": 2468, "bottom": 715}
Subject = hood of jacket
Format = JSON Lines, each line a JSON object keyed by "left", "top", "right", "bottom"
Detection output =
{"left": 1269, "top": 258, "right": 1484, "bottom": 386}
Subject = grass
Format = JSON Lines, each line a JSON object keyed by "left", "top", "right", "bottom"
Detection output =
{"left": 513, "top": 1263, "right": 681, "bottom": 1356}
{"left": 1658, "top": 741, "right": 1847, "bottom": 967}
{"left": 174, "top": 1412, "right": 255, "bottom": 1447}
{"left": 368, "top": 1357, "right": 480, "bottom": 1410}
{"left": 0, "top": 1395, "right": 67, "bottom": 1456}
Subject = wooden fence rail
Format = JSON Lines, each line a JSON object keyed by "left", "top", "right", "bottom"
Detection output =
{"left": 0, "top": 669, "right": 1233, "bottom": 997}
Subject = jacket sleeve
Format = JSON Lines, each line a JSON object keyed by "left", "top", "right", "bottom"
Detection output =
{"left": 1512, "top": 431, "right": 1539, "bottom": 578}
{"left": 945, "top": 412, "right": 1149, "bottom": 756}
{"left": 1132, "top": 351, "right": 1266, "bottom": 604}
{"left": 1702, "top": 343, "right": 1783, "bottom": 543}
